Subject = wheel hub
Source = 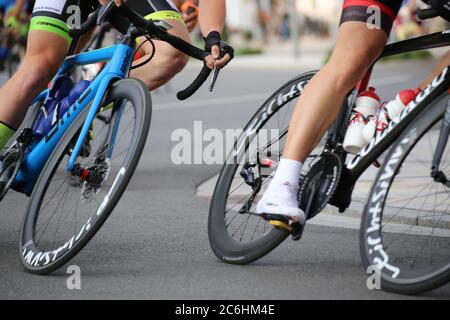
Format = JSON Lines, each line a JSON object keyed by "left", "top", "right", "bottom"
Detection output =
{"left": 73, "top": 157, "right": 111, "bottom": 203}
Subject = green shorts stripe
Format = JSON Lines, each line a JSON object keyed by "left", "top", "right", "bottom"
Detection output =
{"left": 144, "top": 10, "right": 184, "bottom": 24}
{"left": 29, "top": 16, "right": 72, "bottom": 44}
{"left": 136, "top": 10, "right": 184, "bottom": 44}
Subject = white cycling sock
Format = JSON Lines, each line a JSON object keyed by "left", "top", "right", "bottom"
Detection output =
{"left": 271, "top": 158, "right": 303, "bottom": 188}
{"left": 255, "top": 158, "right": 305, "bottom": 222}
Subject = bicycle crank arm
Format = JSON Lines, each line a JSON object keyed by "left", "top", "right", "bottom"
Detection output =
{"left": 303, "top": 178, "right": 320, "bottom": 220}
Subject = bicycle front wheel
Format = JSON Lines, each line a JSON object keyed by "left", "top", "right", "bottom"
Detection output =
{"left": 20, "top": 78, "right": 151, "bottom": 274}
{"left": 360, "top": 94, "right": 450, "bottom": 294}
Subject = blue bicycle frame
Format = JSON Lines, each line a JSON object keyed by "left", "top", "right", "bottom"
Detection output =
{"left": 12, "top": 43, "right": 135, "bottom": 196}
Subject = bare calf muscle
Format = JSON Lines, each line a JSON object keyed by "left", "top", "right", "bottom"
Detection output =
{"left": 283, "top": 22, "right": 388, "bottom": 162}
{"left": 0, "top": 31, "right": 69, "bottom": 128}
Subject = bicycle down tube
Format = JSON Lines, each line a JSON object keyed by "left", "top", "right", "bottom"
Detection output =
{"left": 11, "top": 43, "right": 133, "bottom": 196}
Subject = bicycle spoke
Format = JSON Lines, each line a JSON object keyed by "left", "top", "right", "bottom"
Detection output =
{"left": 31, "top": 97, "right": 138, "bottom": 254}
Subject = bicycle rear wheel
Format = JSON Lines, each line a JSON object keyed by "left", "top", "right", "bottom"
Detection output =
{"left": 208, "top": 71, "right": 325, "bottom": 264}
{"left": 360, "top": 95, "right": 450, "bottom": 294}
{"left": 20, "top": 78, "right": 151, "bottom": 274}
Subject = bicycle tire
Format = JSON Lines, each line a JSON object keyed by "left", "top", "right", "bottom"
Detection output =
{"left": 360, "top": 93, "right": 450, "bottom": 294}
{"left": 208, "top": 71, "right": 317, "bottom": 265}
{"left": 19, "top": 78, "right": 151, "bottom": 274}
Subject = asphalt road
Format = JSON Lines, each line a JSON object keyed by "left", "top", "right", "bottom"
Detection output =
{"left": 1, "top": 58, "right": 450, "bottom": 299}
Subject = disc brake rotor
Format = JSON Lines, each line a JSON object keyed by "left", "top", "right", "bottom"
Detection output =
{"left": 80, "top": 157, "right": 111, "bottom": 203}
{"left": 298, "top": 152, "right": 342, "bottom": 220}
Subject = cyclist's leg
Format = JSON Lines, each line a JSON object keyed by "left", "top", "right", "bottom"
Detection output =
{"left": 283, "top": 23, "right": 387, "bottom": 162}
{"left": 256, "top": 23, "right": 387, "bottom": 221}
{"left": 128, "top": 0, "right": 190, "bottom": 90}
{"left": 0, "top": 0, "right": 91, "bottom": 149}
{"left": 0, "top": 31, "right": 68, "bottom": 148}
{"left": 257, "top": 0, "right": 402, "bottom": 222}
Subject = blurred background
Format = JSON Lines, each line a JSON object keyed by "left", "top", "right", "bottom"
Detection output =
{"left": 215, "top": 0, "right": 449, "bottom": 60}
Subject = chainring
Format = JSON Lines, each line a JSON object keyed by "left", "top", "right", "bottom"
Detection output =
{"left": 0, "top": 147, "right": 23, "bottom": 202}
{"left": 298, "top": 152, "right": 342, "bottom": 220}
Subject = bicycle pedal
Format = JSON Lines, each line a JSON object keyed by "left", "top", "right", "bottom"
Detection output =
{"left": 290, "top": 222, "right": 304, "bottom": 241}
{"left": 269, "top": 220, "right": 304, "bottom": 241}
{"left": 269, "top": 219, "right": 293, "bottom": 232}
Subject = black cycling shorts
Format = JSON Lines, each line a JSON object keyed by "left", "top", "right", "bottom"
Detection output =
{"left": 340, "top": 0, "right": 403, "bottom": 35}
{"left": 30, "top": 0, "right": 182, "bottom": 44}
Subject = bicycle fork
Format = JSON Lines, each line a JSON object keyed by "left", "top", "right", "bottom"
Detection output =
{"left": 431, "top": 95, "right": 450, "bottom": 187}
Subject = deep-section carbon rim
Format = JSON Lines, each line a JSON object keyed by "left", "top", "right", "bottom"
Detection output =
{"left": 360, "top": 96, "right": 450, "bottom": 294}
{"left": 19, "top": 79, "right": 151, "bottom": 274}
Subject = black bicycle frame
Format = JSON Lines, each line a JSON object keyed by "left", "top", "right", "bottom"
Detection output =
{"left": 328, "top": 30, "right": 450, "bottom": 211}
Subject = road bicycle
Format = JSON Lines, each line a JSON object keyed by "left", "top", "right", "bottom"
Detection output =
{"left": 0, "top": 3, "right": 212, "bottom": 274}
{"left": 208, "top": 11, "right": 450, "bottom": 294}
